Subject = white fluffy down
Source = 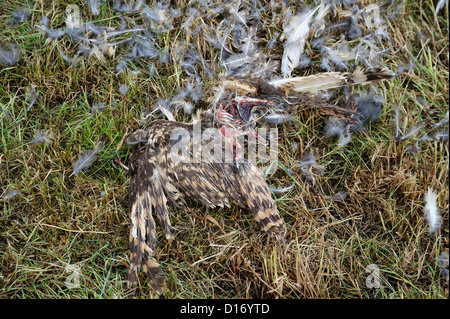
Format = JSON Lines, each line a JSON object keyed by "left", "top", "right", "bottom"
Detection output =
{"left": 424, "top": 188, "right": 441, "bottom": 234}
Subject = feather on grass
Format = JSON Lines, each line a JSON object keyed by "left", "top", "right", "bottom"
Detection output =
{"left": 280, "top": 6, "right": 319, "bottom": 77}
{"left": 26, "top": 84, "right": 37, "bottom": 111}
{"left": 269, "top": 183, "right": 295, "bottom": 194}
{"left": 86, "top": 0, "right": 105, "bottom": 15}
{"left": 7, "top": 9, "right": 30, "bottom": 25}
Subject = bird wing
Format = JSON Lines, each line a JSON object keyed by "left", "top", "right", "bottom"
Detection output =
{"left": 151, "top": 120, "right": 286, "bottom": 240}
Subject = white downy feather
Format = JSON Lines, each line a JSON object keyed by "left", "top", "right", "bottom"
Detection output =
{"left": 433, "top": 111, "right": 449, "bottom": 128}
{"left": 311, "top": 1, "right": 331, "bottom": 37}
{"left": 86, "top": 0, "right": 104, "bottom": 16}
{"left": 280, "top": 6, "right": 319, "bottom": 77}
{"left": 30, "top": 130, "right": 54, "bottom": 145}
{"left": 0, "top": 43, "right": 20, "bottom": 66}
{"left": 270, "top": 67, "right": 394, "bottom": 94}
{"left": 65, "top": 5, "right": 83, "bottom": 29}
{"left": 269, "top": 182, "right": 295, "bottom": 194}
{"left": 424, "top": 188, "right": 441, "bottom": 234}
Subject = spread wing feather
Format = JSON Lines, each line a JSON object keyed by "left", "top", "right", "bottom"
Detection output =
{"left": 126, "top": 120, "right": 286, "bottom": 291}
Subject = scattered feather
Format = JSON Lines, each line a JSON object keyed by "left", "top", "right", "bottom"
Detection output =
{"left": 115, "top": 58, "right": 130, "bottom": 75}
{"left": 176, "top": 43, "right": 201, "bottom": 77}
{"left": 332, "top": 191, "right": 348, "bottom": 202}
{"left": 89, "top": 44, "right": 106, "bottom": 62}
{"left": 171, "top": 100, "right": 194, "bottom": 115}
{"left": 269, "top": 182, "right": 295, "bottom": 195}
{"left": 156, "top": 104, "right": 175, "bottom": 121}
{"left": 0, "top": 43, "right": 19, "bottom": 67}
{"left": 437, "top": 251, "right": 449, "bottom": 282}
{"left": 105, "top": 28, "right": 145, "bottom": 39}
{"left": 148, "top": 63, "right": 158, "bottom": 76}
{"left": 30, "top": 130, "right": 55, "bottom": 145}
{"left": 321, "top": 46, "right": 348, "bottom": 71}
{"left": 346, "top": 16, "right": 363, "bottom": 39}
{"left": 337, "top": 130, "right": 352, "bottom": 147}
{"left": 129, "top": 38, "right": 159, "bottom": 59}
{"left": 142, "top": 2, "right": 181, "bottom": 32}
{"left": 350, "top": 91, "right": 384, "bottom": 132}
{"left": 224, "top": 53, "right": 253, "bottom": 71}
{"left": 59, "top": 49, "right": 75, "bottom": 65}
{"left": 226, "top": 2, "right": 248, "bottom": 26}
{"left": 261, "top": 113, "right": 294, "bottom": 126}
{"left": 423, "top": 129, "right": 449, "bottom": 142}
{"left": 26, "top": 84, "right": 37, "bottom": 111}
{"left": 7, "top": 9, "right": 31, "bottom": 25}
{"left": 37, "top": 16, "right": 66, "bottom": 39}
{"left": 324, "top": 116, "right": 347, "bottom": 138}
{"left": 324, "top": 116, "right": 352, "bottom": 147}
{"left": 86, "top": 0, "right": 105, "bottom": 15}
{"left": 2, "top": 190, "right": 19, "bottom": 200}
{"left": 65, "top": 7, "right": 83, "bottom": 29}
{"left": 177, "top": 77, "right": 203, "bottom": 103}
{"left": 311, "top": 2, "right": 331, "bottom": 37}
{"left": 296, "top": 153, "right": 317, "bottom": 168}
{"left": 396, "top": 123, "right": 425, "bottom": 142}
{"left": 316, "top": 90, "right": 335, "bottom": 101}
{"left": 267, "top": 32, "right": 279, "bottom": 50}
{"left": 159, "top": 48, "right": 170, "bottom": 64}
{"left": 435, "top": 0, "right": 447, "bottom": 16}
{"left": 394, "top": 106, "right": 401, "bottom": 140}
{"left": 404, "top": 141, "right": 421, "bottom": 155}
{"left": 91, "top": 102, "right": 106, "bottom": 113}
{"left": 281, "top": 6, "right": 319, "bottom": 77}
{"left": 320, "top": 56, "right": 333, "bottom": 71}
{"left": 70, "top": 142, "right": 104, "bottom": 176}
{"left": 269, "top": 68, "right": 391, "bottom": 93}
{"left": 325, "top": 191, "right": 348, "bottom": 202}
{"left": 294, "top": 153, "right": 324, "bottom": 186}
{"left": 355, "top": 93, "right": 384, "bottom": 122}
{"left": 295, "top": 54, "right": 311, "bottom": 70}
{"left": 396, "top": 57, "right": 416, "bottom": 74}
{"left": 433, "top": 111, "right": 449, "bottom": 129}
{"left": 113, "top": 0, "right": 145, "bottom": 13}
{"left": 424, "top": 188, "right": 441, "bottom": 234}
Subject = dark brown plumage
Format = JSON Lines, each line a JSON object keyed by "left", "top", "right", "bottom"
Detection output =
{"left": 125, "top": 68, "right": 395, "bottom": 292}
{"left": 126, "top": 111, "right": 285, "bottom": 292}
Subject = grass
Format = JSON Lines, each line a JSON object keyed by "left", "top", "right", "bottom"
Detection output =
{"left": 0, "top": 0, "right": 448, "bottom": 299}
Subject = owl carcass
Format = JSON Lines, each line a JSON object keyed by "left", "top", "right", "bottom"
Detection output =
{"left": 125, "top": 67, "right": 395, "bottom": 292}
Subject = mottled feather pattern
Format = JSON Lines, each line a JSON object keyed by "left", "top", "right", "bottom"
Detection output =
{"left": 270, "top": 67, "right": 395, "bottom": 94}
{"left": 124, "top": 62, "right": 397, "bottom": 292}
{"left": 126, "top": 118, "right": 286, "bottom": 291}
